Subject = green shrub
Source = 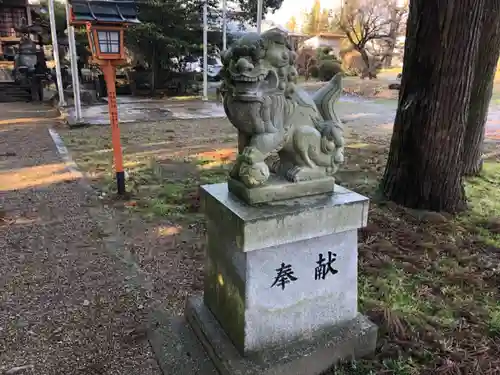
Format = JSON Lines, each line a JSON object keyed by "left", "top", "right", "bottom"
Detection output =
{"left": 308, "top": 65, "right": 320, "bottom": 79}
{"left": 316, "top": 47, "right": 341, "bottom": 63}
{"left": 321, "top": 47, "right": 332, "bottom": 56}
{"left": 320, "top": 54, "right": 338, "bottom": 62}
{"left": 318, "top": 60, "right": 343, "bottom": 81}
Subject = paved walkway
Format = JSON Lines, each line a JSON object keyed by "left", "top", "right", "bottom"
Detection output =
{"left": 63, "top": 84, "right": 500, "bottom": 141}
{"left": 335, "top": 96, "right": 500, "bottom": 141}
{"left": 0, "top": 103, "right": 160, "bottom": 375}
{"left": 66, "top": 97, "right": 227, "bottom": 125}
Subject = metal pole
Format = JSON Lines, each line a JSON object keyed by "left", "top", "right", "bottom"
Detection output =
{"left": 65, "top": 1, "right": 82, "bottom": 122}
{"left": 48, "top": 0, "right": 65, "bottom": 106}
{"left": 68, "top": 26, "right": 82, "bottom": 121}
{"left": 256, "top": 0, "right": 263, "bottom": 33}
{"left": 26, "top": 5, "right": 32, "bottom": 26}
{"left": 222, "top": 0, "right": 227, "bottom": 50}
{"left": 202, "top": 0, "right": 208, "bottom": 101}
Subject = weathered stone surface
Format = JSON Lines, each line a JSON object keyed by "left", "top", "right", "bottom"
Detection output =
{"left": 204, "top": 229, "right": 359, "bottom": 353}
{"left": 227, "top": 176, "right": 335, "bottom": 204}
{"left": 200, "top": 183, "right": 370, "bottom": 354}
{"left": 201, "top": 183, "right": 369, "bottom": 252}
{"left": 186, "top": 296, "right": 378, "bottom": 375}
{"left": 148, "top": 306, "right": 218, "bottom": 375}
{"left": 221, "top": 29, "right": 345, "bottom": 197}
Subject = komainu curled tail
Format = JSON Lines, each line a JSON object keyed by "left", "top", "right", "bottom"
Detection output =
{"left": 313, "top": 73, "right": 343, "bottom": 124}
{"left": 312, "top": 74, "right": 345, "bottom": 171}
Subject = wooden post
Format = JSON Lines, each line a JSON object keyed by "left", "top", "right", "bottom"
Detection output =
{"left": 101, "top": 60, "right": 125, "bottom": 195}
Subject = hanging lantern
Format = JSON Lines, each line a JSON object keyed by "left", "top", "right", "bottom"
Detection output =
{"left": 70, "top": 0, "right": 139, "bottom": 63}
{"left": 86, "top": 23, "right": 125, "bottom": 62}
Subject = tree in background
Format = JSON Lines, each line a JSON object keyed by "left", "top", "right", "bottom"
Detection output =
{"left": 302, "top": 0, "right": 321, "bottom": 35}
{"left": 463, "top": 1, "right": 500, "bottom": 176}
{"left": 381, "top": 0, "right": 485, "bottom": 212}
{"left": 127, "top": 0, "right": 286, "bottom": 93}
{"left": 236, "top": 0, "right": 285, "bottom": 24}
{"left": 301, "top": 0, "right": 338, "bottom": 35}
{"left": 318, "top": 9, "right": 331, "bottom": 33}
{"left": 39, "top": 0, "right": 66, "bottom": 33}
{"left": 338, "top": 0, "right": 406, "bottom": 78}
{"left": 286, "top": 16, "right": 297, "bottom": 32}
{"left": 383, "top": 0, "right": 408, "bottom": 67}
{"left": 126, "top": 0, "right": 219, "bottom": 92}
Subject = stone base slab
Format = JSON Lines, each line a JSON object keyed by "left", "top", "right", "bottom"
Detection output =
{"left": 227, "top": 176, "right": 335, "bottom": 205}
{"left": 185, "top": 296, "right": 378, "bottom": 375}
{"left": 147, "top": 305, "right": 218, "bottom": 374}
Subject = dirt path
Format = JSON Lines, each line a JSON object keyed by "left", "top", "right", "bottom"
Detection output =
{"left": 0, "top": 103, "right": 161, "bottom": 375}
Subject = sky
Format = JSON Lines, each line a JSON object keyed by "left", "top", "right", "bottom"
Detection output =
{"left": 266, "top": 0, "right": 342, "bottom": 26}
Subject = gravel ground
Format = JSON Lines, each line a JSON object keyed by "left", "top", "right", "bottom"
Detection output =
{"left": 55, "top": 106, "right": 395, "bottom": 322}
{"left": 0, "top": 104, "right": 161, "bottom": 375}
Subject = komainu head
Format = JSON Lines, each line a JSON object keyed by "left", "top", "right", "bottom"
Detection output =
{"left": 221, "top": 29, "right": 299, "bottom": 102}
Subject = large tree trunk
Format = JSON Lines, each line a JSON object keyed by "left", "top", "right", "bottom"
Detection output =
{"left": 381, "top": 0, "right": 485, "bottom": 213}
{"left": 463, "top": 1, "right": 500, "bottom": 176}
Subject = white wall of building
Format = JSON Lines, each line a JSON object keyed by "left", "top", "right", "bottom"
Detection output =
{"left": 303, "top": 36, "right": 342, "bottom": 54}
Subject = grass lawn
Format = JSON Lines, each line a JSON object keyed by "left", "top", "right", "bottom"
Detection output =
{"left": 58, "top": 118, "right": 500, "bottom": 374}
{"left": 57, "top": 118, "right": 236, "bottom": 221}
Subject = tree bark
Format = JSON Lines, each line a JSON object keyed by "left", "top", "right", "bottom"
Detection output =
{"left": 381, "top": 0, "right": 485, "bottom": 213}
{"left": 463, "top": 1, "right": 500, "bottom": 176}
{"left": 358, "top": 48, "right": 374, "bottom": 79}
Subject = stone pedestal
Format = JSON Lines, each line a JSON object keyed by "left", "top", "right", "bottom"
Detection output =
{"left": 185, "top": 183, "right": 377, "bottom": 375}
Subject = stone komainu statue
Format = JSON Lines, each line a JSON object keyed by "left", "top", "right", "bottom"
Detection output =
{"left": 220, "top": 29, "right": 345, "bottom": 190}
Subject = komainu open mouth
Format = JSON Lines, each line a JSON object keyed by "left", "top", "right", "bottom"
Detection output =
{"left": 230, "top": 72, "right": 267, "bottom": 83}
{"left": 228, "top": 71, "right": 277, "bottom": 101}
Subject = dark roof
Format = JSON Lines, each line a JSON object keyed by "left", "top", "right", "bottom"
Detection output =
{"left": 69, "top": 0, "right": 140, "bottom": 24}
{"left": 0, "top": 0, "right": 29, "bottom": 6}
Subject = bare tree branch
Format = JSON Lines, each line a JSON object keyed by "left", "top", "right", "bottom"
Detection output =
{"left": 338, "top": 0, "right": 408, "bottom": 76}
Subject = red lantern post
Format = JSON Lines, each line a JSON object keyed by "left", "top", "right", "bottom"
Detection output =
{"left": 101, "top": 61, "right": 125, "bottom": 193}
{"left": 70, "top": 0, "right": 139, "bottom": 195}
{"left": 86, "top": 23, "right": 127, "bottom": 194}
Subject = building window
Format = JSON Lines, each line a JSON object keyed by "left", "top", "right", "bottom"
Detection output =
{"left": 13, "top": 8, "right": 26, "bottom": 27}
{"left": 0, "top": 7, "right": 27, "bottom": 37}
{"left": 0, "top": 9, "right": 14, "bottom": 37}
